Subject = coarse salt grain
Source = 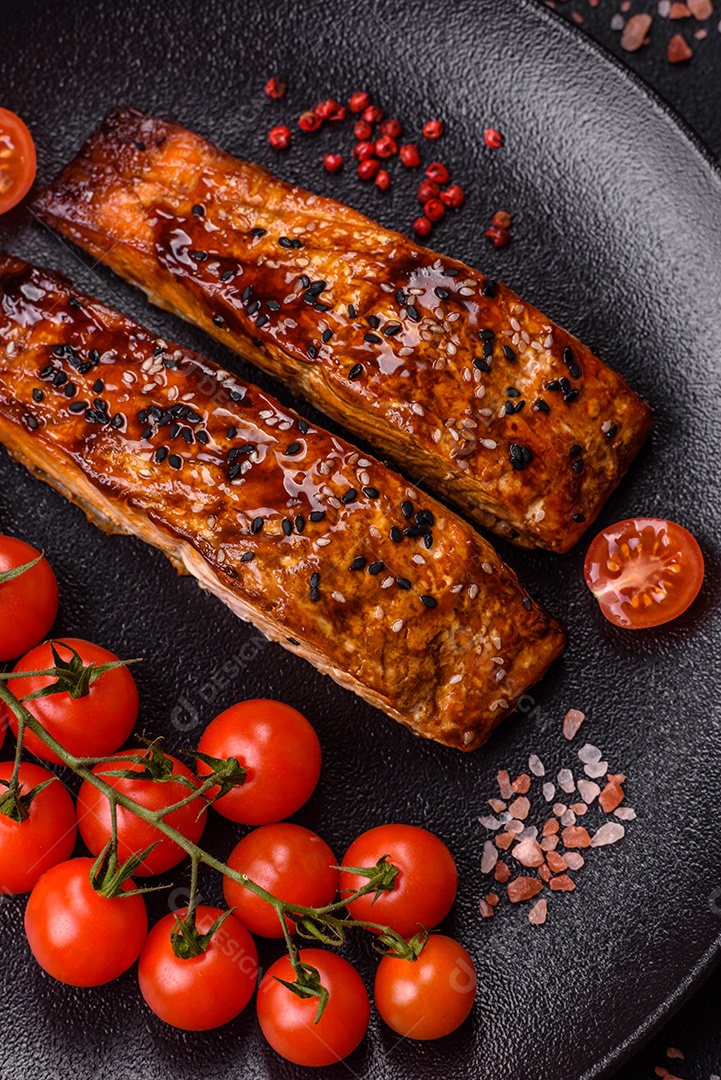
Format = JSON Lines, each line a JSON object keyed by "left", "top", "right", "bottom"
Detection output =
{"left": 621, "top": 12, "right": 652, "bottom": 50}
{"left": 578, "top": 743, "right": 602, "bottom": 764}
{"left": 553, "top": 803, "right": 568, "bottom": 817}
{"left": 479, "top": 898, "right": 494, "bottom": 918}
{"left": 509, "top": 796, "right": 530, "bottom": 820}
{"left": 560, "top": 809, "right": 577, "bottom": 827}
{"left": 507, "top": 876, "right": 543, "bottom": 903}
{"left": 584, "top": 760, "right": 609, "bottom": 779}
{"left": 506, "top": 819, "right": 525, "bottom": 835}
{"left": 528, "top": 753, "right": 545, "bottom": 777}
{"left": 615, "top": 806, "right": 637, "bottom": 821}
{"left": 591, "top": 822, "right": 625, "bottom": 847}
{"left": 557, "top": 768, "right": 575, "bottom": 794}
{"left": 481, "top": 841, "right": 498, "bottom": 874}
{"left": 563, "top": 708, "right": 585, "bottom": 740}
{"left": 497, "top": 770, "right": 513, "bottom": 799}
{"left": 528, "top": 898, "right": 547, "bottom": 925}
{"left": 578, "top": 779, "right": 601, "bottom": 804}
{"left": 543, "top": 782, "right": 556, "bottom": 802}
{"left": 564, "top": 852, "right": 585, "bottom": 871}
{"left": 479, "top": 815, "right": 501, "bottom": 830}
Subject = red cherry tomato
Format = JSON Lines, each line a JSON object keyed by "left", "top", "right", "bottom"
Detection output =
{"left": 0, "top": 109, "right": 36, "bottom": 214}
{"left": 584, "top": 517, "right": 704, "bottom": 629}
{"left": 6, "top": 638, "right": 138, "bottom": 764}
{"left": 257, "top": 948, "right": 369, "bottom": 1066}
{"left": 374, "top": 934, "right": 477, "bottom": 1040}
{"left": 24, "top": 857, "right": 147, "bottom": 986}
{"left": 77, "top": 749, "right": 205, "bottom": 876}
{"left": 0, "top": 761, "right": 77, "bottom": 894}
{"left": 339, "top": 824, "right": 457, "bottom": 937}
{"left": 138, "top": 906, "right": 258, "bottom": 1030}
{"left": 196, "top": 698, "right": 321, "bottom": 825}
{"left": 0, "top": 536, "right": 58, "bottom": 661}
{"left": 223, "top": 823, "right": 338, "bottom": 937}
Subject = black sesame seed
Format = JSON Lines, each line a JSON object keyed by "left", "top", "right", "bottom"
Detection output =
{"left": 141, "top": 425, "right": 153, "bottom": 440}
{"left": 401, "top": 500, "right": 414, "bottom": 519}
{"left": 169, "top": 454, "right": 182, "bottom": 470}
{"left": 347, "top": 304, "right": 357, "bottom": 318}
{"left": 515, "top": 400, "right": 526, "bottom": 413}
{"left": 322, "top": 329, "right": 332, "bottom": 343}
{"left": 308, "top": 280, "right": 327, "bottom": 296}
{"left": 69, "top": 400, "right": 88, "bottom": 413}
{"left": 25, "top": 415, "right": 38, "bottom": 430}
{"left": 395, "top": 289, "right": 407, "bottom": 307}
{"left": 256, "top": 314, "right": 269, "bottom": 328}
{"left": 313, "top": 303, "right": 329, "bottom": 313}
{"left": 406, "top": 304, "right": 420, "bottom": 322}
{"left": 192, "top": 204, "right": 205, "bottom": 216}
{"left": 40, "top": 365, "right": 55, "bottom": 379}
{"left": 403, "top": 525, "right": 422, "bottom": 538}
{"left": 155, "top": 446, "right": 169, "bottom": 463}
{"left": 241, "top": 285, "right": 253, "bottom": 303}
{"left": 52, "top": 346, "right": 65, "bottom": 358}
{"left": 509, "top": 443, "right": 523, "bottom": 463}
{"left": 570, "top": 445, "right": 583, "bottom": 458}
{"left": 416, "top": 509, "right": 435, "bottom": 526}
{"left": 53, "top": 371, "right": 67, "bottom": 387}
{"left": 384, "top": 323, "right": 401, "bottom": 336}
{"left": 434, "top": 286, "right": 450, "bottom": 300}
{"left": 137, "top": 409, "right": 147, "bottom": 424}
{"left": 474, "top": 358, "right": 490, "bottom": 372}
{"left": 503, "top": 346, "right": 516, "bottom": 362}
{"left": 153, "top": 346, "right": 165, "bottom": 357}
{"left": 350, "top": 556, "right": 367, "bottom": 571}
{"left": 251, "top": 516, "right": 264, "bottom": 534}
{"left": 506, "top": 387, "right": 520, "bottom": 398}
{"left": 443, "top": 266, "right": 460, "bottom": 277}
{"left": 291, "top": 238, "right": 303, "bottom": 249}
{"left": 307, "top": 345, "right": 318, "bottom": 359}
{"left": 563, "top": 389, "right": 580, "bottom": 404}
{"left": 572, "top": 459, "right": 585, "bottom": 474}
{"left": 282, "top": 518, "right": 293, "bottom": 536}
{"left": 134, "top": 141, "right": 146, "bottom": 151}
{"left": 482, "top": 280, "right": 497, "bottom": 297}
{"left": 240, "top": 551, "right": 255, "bottom": 563}
{"left": 368, "top": 561, "right": 384, "bottom": 575}
{"left": 190, "top": 250, "right": 207, "bottom": 262}
{"left": 363, "top": 487, "right": 379, "bottom": 499}
{"left": 247, "top": 300, "right": 261, "bottom": 316}
{"left": 341, "top": 488, "right": 358, "bottom": 504}
{"left": 278, "top": 236, "right": 293, "bottom": 248}
{"left": 480, "top": 329, "right": 496, "bottom": 341}
{"left": 163, "top": 357, "right": 177, "bottom": 369}
{"left": 348, "top": 364, "right": 363, "bottom": 380}
{"left": 250, "top": 227, "right": 267, "bottom": 237}
{"left": 522, "top": 445, "right": 532, "bottom": 463}
{"left": 545, "top": 380, "right": 561, "bottom": 392}
{"left": 572, "top": 513, "right": 586, "bottom": 523}
{"left": 228, "top": 462, "right": 241, "bottom": 480}
{"left": 397, "top": 577, "right": 411, "bottom": 590}
{"left": 423, "top": 533, "right": 433, "bottom": 549}
{"left": 522, "top": 596, "right": 533, "bottom": 611}
{"left": 93, "top": 379, "right": 104, "bottom": 393}
{"left": 286, "top": 442, "right": 302, "bottom": 455}
{"left": 390, "top": 526, "right": 402, "bottom": 543}
{"left": 368, "top": 314, "right": 380, "bottom": 330}
{"left": 605, "top": 425, "right": 618, "bottom": 440}
{"left": 287, "top": 637, "right": 300, "bottom": 646}
{"left": 420, "top": 595, "right": 437, "bottom": 609}
{"left": 309, "top": 511, "right": 326, "bottom": 522}
{"left": 309, "top": 586, "right": 320, "bottom": 602}
{"left": 299, "top": 276, "right": 311, "bottom": 290}
{"left": 227, "top": 426, "right": 238, "bottom": 439}
{"left": 534, "top": 398, "right": 550, "bottom": 414}
{"left": 94, "top": 398, "right": 107, "bottom": 413}
{"left": 170, "top": 423, "right": 181, "bottom": 439}
{"left": 267, "top": 299, "right": 280, "bottom": 311}
{"left": 239, "top": 443, "right": 255, "bottom": 455}
{"left": 364, "top": 332, "right": 381, "bottom": 344}
{"left": 295, "top": 515, "right": 305, "bottom": 533}
{"left": 308, "top": 572, "right": 321, "bottom": 590}
{"left": 32, "top": 388, "right": 44, "bottom": 403}
{"left": 297, "top": 419, "right": 309, "bottom": 435}
{"left": 505, "top": 402, "right": 516, "bottom": 416}
{"left": 112, "top": 413, "right": 124, "bottom": 428}
{"left": 228, "top": 448, "right": 242, "bottom": 463}
{"left": 68, "top": 297, "right": 82, "bottom": 309}
{"left": 559, "top": 377, "right": 571, "bottom": 394}
{"left": 563, "top": 346, "right": 581, "bottom": 379}
{"left": 88, "top": 350, "right": 99, "bottom": 365}
{"left": 181, "top": 427, "right": 193, "bottom": 444}
{"left": 482, "top": 341, "right": 494, "bottom": 360}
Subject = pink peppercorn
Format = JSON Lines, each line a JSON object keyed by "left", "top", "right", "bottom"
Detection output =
{"left": 348, "top": 91, "right": 371, "bottom": 113}
{"left": 323, "top": 153, "right": 343, "bottom": 173}
{"left": 424, "top": 198, "right": 445, "bottom": 222}
{"left": 358, "top": 158, "right": 381, "bottom": 181}
{"left": 268, "top": 125, "right": 292, "bottom": 149}
{"left": 413, "top": 216, "right": 433, "bottom": 237}
{"left": 375, "top": 169, "right": 391, "bottom": 191}
{"left": 484, "top": 127, "right": 503, "bottom": 148}
{"left": 375, "top": 135, "right": 398, "bottom": 158}
{"left": 264, "top": 78, "right": 286, "bottom": 100}
{"left": 422, "top": 119, "right": 444, "bottom": 140}
{"left": 399, "top": 143, "right": 421, "bottom": 168}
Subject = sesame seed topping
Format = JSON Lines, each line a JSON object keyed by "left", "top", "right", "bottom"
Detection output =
{"left": 534, "top": 398, "right": 550, "bottom": 414}
{"left": 309, "top": 511, "right": 326, "bottom": 522}
{"left": 350, "top": 556, "right": 367, "bottom": 571}
{"left": 285, "top": 442, "right": 302, "bottom": 455}
{"left": 240, "top": 551, "right": 255, "bottom": 563}
{"left": 572, "top": 513, "right": 586, "bottom": 523}
{"left": 168, "top": 454, "right": 182, "bottom": 470}
{"left": 364, "top": 332, "right": 381, "bottom": 344}
{"left": 368, "top": 561, "right": 384, "bottom": 575}
{"left": 251, "top": 516, "right": 264, "bottom": 534}
{"left": 348, "top": 364, "right": 363, "bottom": 380}
{"left": 420, "top": 594, "right": 437, "bottom": 609}
{"left": 341, "top": 488, "right": 358, "bottom": 504}
{"left": 406, "top": 304, "right": 420, "bottom": 322}
{"left": 396, "top": 577, "right": 411, "bottom": 590}
{"left": 522, "top": 597, "right": 533, "bottom": 611}
{"left": 282, "top": 518, "right": 293, "bottom": 536}
{"left": 295, "top": 515, "right": 305, "bottom": 532}
{"left": 363, "top": 486, "right": 379, "bottom": 499}
{"left": 389, "top": 526, "right": 402, "bottom": 543}
{"left": 572, "top": 459, "right": 585, "bottom": 474}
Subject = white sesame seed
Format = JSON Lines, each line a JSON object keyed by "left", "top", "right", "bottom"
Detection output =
{"left": 432, "top": 429, "right": 441, "bottom": 442}
{"left": 369, "top": 526, "right": 381, "bottom": 539}
{"left": 359, "top": 470, "right": 370, "bottom": 485}
{"left": 412, "top": 554, "right": 425, "bottom": 564}
{"left": 411, "top": 404, "right": 424, "bottom": 415}
{"left": 482, "top": 562, "right": 494, "bottom": 574}
{"left": 316, "top": 537, "right": 331, "bottom": 547}
{"left": 543, "top": 334, "right": 554, "bottom": 348}
{"left": 462, "top": 369, "right": 471, "bottom": 382}
{"left": 447, "top": 312, "right": 461, "bottom": 322}
{"left": 510, "top": 318, "right": 521, "bottom": 331}
{"left": 327, "top": 497, "right": 341, "bottom": 509}
{"left": 481, "top": 438, "right": 497, "bottom": 450}
{"left": 468, "top": 583, "right": 478, "bottom": 599}
{"left": 459, "top": 286, "right": 474, "bottom": 296}
{"left": 531, "top": 341, "right": 543, "bottom": 352}
{"left": 492, "top": 635, "right": 502, "bottom": 650}
{"left": 449, "top": 674, "right": 463, "bottom": 685}
{"left": 447, "top": 342, "right": 457, "bottom": 356}
{"left": 332, "top": 591, "right": 346, "bottom": 603}
{"left": 391, "top": 619, "right": 404, "bottom": 632}
{"left": 381, "top": 577, "right": 393, "bottom": 588}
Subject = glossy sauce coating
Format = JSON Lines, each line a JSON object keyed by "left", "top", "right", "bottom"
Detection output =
{"left": 34, "top": 105, "right": 652, "bottom": 552}
{"left": 0, "top": 255, "right": 565, "bottom": 750}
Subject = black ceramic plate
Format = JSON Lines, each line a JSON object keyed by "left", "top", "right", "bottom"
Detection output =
{"left": 1, "top": 2, "right": 721, "bottom": 1078}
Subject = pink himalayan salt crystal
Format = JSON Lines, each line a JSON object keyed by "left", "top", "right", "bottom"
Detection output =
{"left": 591, "top": 822, "right": 626, "bottom": 847}
{"left": 688, "top": 0, "right": 713, "bottom": 17}
{"left": 497, "top": 769, "right": 513, "bottom": 799}
{"left": 615, "top": 806, "right": 637, "bottom": 821}
{"left": 507, "top": 876, "right": 543, "bottom": 903}
{"left": 506, "top": 819, "right": 525, "bottom": 836}
{"left": 481, "top": 840, "right": 498, "bottom": 874}
{"left": 518, "top": 826, "right": 538, "bottom": 842}
{"left": 564, "top": 851, "right": 585, "bottom": 871}
{"left": 541, "top": 835, "right": 559, "bottom": 852}
{"left": 488, "top": 798, "right": 507, "bottom": 813}
{"left": 668, "top": 31, "right": 694, "bottom": 58}
{"left": 666, "top": 1048, "right": 684, "bottom": 1061}
{"left": 543, "top": 782, "right": 556, "bottom": 802}
{"left": 570, "top": 803, "right": 588, "bottom": 816}
{"left": 509, "top": 795, "right": 531, "bottom": 820}
{"left": 621, "top": 12, "right": 652, "bottom": 50}
{"left": 528, "top": 753, "right": 545, "bottom": 777}
{"left": 553, "top": 803, "right": 568, "bottom": 817}
{"left": 479, "top": 815, "right": 502, "bottom": 831}
{"left": 658, "top": 0, "right": 672, "bottom": 13}
{"left": 560, "top": 809, "right": 577, "bottom": 827}
{"left": 479, "top": 898, "right": 495, "bottom": 918}
{"left": 557, "top": 768, "right": 575, "bottom": 794}
{"left": 584, "top": 760, "right": 609, "bottom": 779}
{"left": 512, "top": 838, "right": 545, "bottom": 868}
{"left": 579, "top": 743, "right": 602, "bottom": 764}
{"left": 528, "top": 898, "right": 547, "bottom": 925}
{"left": 611, "top": 13, "right": 625, "bottom": 30}
{"left": 578, "top": 779, "right": 601, "bottom": 804}
{"left": 563, "top": 708, "right": 585, "bottom": 740}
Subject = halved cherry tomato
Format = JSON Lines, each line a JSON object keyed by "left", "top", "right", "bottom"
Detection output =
{"left": 223, "top": 823, "right": 338, "bottom": 937}
{"left": 374, "top": 934, "right": 476, "bottom": 1040}
{"left": 584, "top": 517, "right": 704, "bottom": 629}
{"left": 339, "top": 824, "right": 458, "bottom": 937}
{"left": 257, "top": 948, "right": 370, "bottom": 1066}
{"left": 76, "top": 749, "right": 205, "bottom": 876}
{"left": 6, "top": 638, "right": 138, "bottom": 764}
{"left": 24, "top": 857, "right": 147, "bottom": 986}
{"left": 0, "top": 536, "right": 59, "bottom": 661}
{"left": 138, "top": 906, "right": 258, "bottom": 1030}
{"left": 0, "top": 761, "right": 77, "bottom": 894}
{"left": 0, "top": 109, "right": 36, "bottom": 214}
{"left": 196, "top": 698, "right": 321, "bottom": 825}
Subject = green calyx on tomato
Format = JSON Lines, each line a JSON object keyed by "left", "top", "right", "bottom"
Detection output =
{"left": 274, "top": 958, "right": 331, "bottom": 1024}
{"left": 16, "top": 639, "right": 140, "bottom": 703}
{"left": 186, "top": 749, "right": 247, "bottom": 803}
{"left": 336, "top": 853, "right": 399, "bottom": 901}
{"left": 0, "top": 773, "right": 56, "bottom": 824}
{"left": 89, "top": 837, "right": 162, "bottom": 900}
{"left": 0, "top": 551, "right": 44, "bottom": 586}
{"left": 169, "top": 906, "right": 235, "bottom": 960}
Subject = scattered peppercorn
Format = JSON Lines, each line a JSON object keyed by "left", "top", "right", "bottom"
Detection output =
{"left": 484, "top": 127, "right": 503, "bottom": 148}
{"left": 413, "top": 216, "right": 433, "bottom": 237}
{"left": 348, "top": 91, "right": 371, "bottom": 113}
{"left": 424, "top": 198, "right": 445, "bottom": 222}
{"left": 354, "top": 119, "right": 373, "bottom": 141}
{"left": 425, "top": 162, "right": 450, "bottom": 184}
{"left": 440, "top": 183, "right": 466, "bottom": 209}
{"left": 375, "top": 169, "right": 391, "bottom": 191}
{"left": 264, "top": 78, "right": 286, "bottom": 100}
{"left": 399, "top": 143, "right": 420, "bottom": 167}
{"left": 299, "top": 111, "right": 322, "bottom": 132}
{"left": 323, "top": 153, "right": 343, "bottom": 173}
{"left": 417, "top": 179, "right": 441, "bottom": 203}
{"left": 358, "top": 158, "right": 381, "bottom": 181}
{"left": 268, "top": 125, "right": 292, "bottom": 150}
{"left": 422, "top": 119, "right": 444, "bottom": 140}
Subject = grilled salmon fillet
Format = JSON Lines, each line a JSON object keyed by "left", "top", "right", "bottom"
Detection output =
{"left": 33, "top": 105, "right": 652, "bottom": 553}
{"left": 0, "top": 254, "right": 565, "bottom": 751}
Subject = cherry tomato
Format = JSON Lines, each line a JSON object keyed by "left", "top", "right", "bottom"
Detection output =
{"left": 77, "top": 749, "right": 205, "bottom": 876}
{"left": 138, "top": 906, "right": 258, "bottom": 1030}
{"left": 196, "top": 698, "right": 321, "bottom": 825}
{"left": 223, "top": 823, "right": 338, "bottom": 937}
{"left": 257, "top": 948, "right": 369, "bottom": 1066}
{"left": 0, "top": 761, "right": 77, "bottom": 894}
{"left": 374, "top": 934, "right": 476, "bottom": 1040}
{"left": 339, "top": 824, "right": 457, "bottom": 937}
{"left": 584, "top": 517, "right": 704, "bottom": 629}
{"left": 0, "top": 109, "right": 36, "bottom": 214}
{"left": 24, "top": 857, "right": 147, "bottom": 986}
{"left": 6, "top": 638, "right": 138, "bottom": 764}
{"left": 0, "top": 536, "right": 59, "bottom": 661}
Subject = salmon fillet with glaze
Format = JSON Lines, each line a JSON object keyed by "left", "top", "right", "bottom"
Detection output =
{"left": 0, "top": 254, "right": 565, "bottom": 751}
{"left": 33, "top": 106, "right": 653, "bottom": 554}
